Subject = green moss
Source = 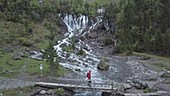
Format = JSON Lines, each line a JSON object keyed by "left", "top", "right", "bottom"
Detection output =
{"left": 143, "top": 87, "right": 157, "bottom": 93}
{"left": 63, "top": 45, "right": 74, "bottom": 53}
{"left": 143, "top": 88, "right": 152, "bottom": 93}
{"left": 77, "top": 48, "right": 85, "bottom": 56}
{"left": 54, "top": 88, "right": 65, "bottom": 94}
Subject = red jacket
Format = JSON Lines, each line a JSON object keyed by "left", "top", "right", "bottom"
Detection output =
{"left": 87, "top": 71, "right": 91, "bottom": 80}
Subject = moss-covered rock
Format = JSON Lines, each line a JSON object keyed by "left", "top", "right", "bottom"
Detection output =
{"left": 97, "top": 59, "right": 110, "bottom": 71}
{"left": 161, "top": 72, "right": 170, "bottom": 78}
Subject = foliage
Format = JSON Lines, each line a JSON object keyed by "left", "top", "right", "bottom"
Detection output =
{"left": 63, "top": 45, "right": 74, "bottom": 53}
{"left": 104, "top": 0, "right": 170, "bottom": 56}
{"left": 77, "top": 48, "right": 85, "bottom": 56}
{"left": 43, "top": 40, "right": 59, "bottom": 76}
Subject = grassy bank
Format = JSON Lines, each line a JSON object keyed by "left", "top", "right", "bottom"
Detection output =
{"left": 134, "top": 52, "right": 170, "bottom": 71}
{"left": 0, "top": 86, "right": 66, "bottom": 96}
{"left": 0, "top": 50, "right": 70, "bottom": 78}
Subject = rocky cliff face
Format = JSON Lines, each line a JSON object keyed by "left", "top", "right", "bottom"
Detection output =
{"left": 82, "top": 21, "right": 116, "bottom": 55}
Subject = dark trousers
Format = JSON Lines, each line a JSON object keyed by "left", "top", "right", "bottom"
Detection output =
{"left": 87, "top": 80, "right": 91, "bottom": 87}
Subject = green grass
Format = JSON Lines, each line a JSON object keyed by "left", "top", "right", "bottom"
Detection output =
{"left": 134, "top": 52, "right": 170, "bottom": 70}
{"left": 0, "top": 52, "right": 22, "bottom": 78}
{"left": 134, "top": 52, "right": 170, "bottom": 64}
{"left": 0, "top": 50, "right": 70, "bottom": 78}
{"left": 87, "top": 0, "right": 120, "bottom": 5}
{"left": 0, "top": 19, "right": 67, "bottom": 78}
{"left": 0, "top": 86, "right": 66, "bottom": 96}
{"left": 0, "top": 86, "right": 35, "bottom": 96}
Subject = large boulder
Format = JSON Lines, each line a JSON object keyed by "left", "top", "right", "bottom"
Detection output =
{"left": 138, "top": 56, "right": 150, "bottom": 60}
{"left": 128, "top": 80, "right": 149, "bottom": 90}
{"left": 160, "top": 72, "right": 170, "bottom": 78}
{"left": 12, "top": 52, "right": 25, "bottom": 60}
{"left": 97, "top": 59, "right": 110, "bottom": 71}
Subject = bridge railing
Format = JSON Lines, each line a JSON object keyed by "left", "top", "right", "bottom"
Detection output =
{"left": 51, "top": 78, "right": 124, "bottom": 92}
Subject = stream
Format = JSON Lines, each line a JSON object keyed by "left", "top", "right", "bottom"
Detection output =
{"left": 30, "top": 13, "right": 161, "bottom": 96}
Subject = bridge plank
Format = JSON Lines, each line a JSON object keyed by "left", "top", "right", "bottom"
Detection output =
{"left": 35, "top": 82, "right": 117, "bottom": 92}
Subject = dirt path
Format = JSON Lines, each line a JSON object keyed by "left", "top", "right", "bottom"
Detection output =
{"left": 0, "top": 78, "right": 35, "bottom": 90}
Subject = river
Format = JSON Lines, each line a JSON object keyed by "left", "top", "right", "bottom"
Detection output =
{"left": 29, "top": 13, "right": 161, "bottom": 95}
{"left": 51, "top": 14, "right": 160, "bottom": 95}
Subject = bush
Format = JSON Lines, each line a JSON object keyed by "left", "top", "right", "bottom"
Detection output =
{"left": 77, "top": 48, "right": 85, "bottom": 55}
{"left": 103, "top": 36, "right": 113, "bottom": 46}
{"left": 63, "top": 45, "right": 74, "bottom": 53}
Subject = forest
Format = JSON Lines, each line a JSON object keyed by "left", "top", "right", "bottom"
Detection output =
{"left": 0, "top": 0, "right": 170, "bottom": 56}
{"left": 106, "top": 0, "right": 170, "bottom": 56}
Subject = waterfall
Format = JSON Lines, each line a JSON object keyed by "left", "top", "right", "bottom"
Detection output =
{"left": 54, "top": 14, "right": 104, "bottom": 82}
{"left": 61, "top": 14, "right": 90, "bottom": 32}
{"left": 28, "top": 13, "right": 161, "bottom": 96}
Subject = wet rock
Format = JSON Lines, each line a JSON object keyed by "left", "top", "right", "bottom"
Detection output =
{"left": 29, "top": 51, "right": 43, "bottom": 60}
{"left": 75, "top": 69, "right": 81, "bottom": 72}
{"left": 58, "top": 88, "right": 75, "bottom": 96}
{"left": 68, "top": 58, "right": 76, "bottom": 63}
{"left": 83, "top": 63, "right": 88, "bottom": 67}
{"left": 13, "top": 56, "right": 22, "bottom": 60}
{"left": 58, "top": 15, "right": 67, "bottom": 34}
{"left": 38, "top": 90, "right": 46, "bottom": 95}
{"left": 160, "top": 72, "right": 170, "bottom": 78}
{"left": 102, "top": 92, "right": 112, "bottom": 96}
{"left": 82, "top": 45, "right": 90, "bottom": 51}
{"left": 77, "top": 48, "right": 85, "bottom": 56}
{"left": 138, "top": 56, "right": 150, "bottom": 60}
{"left": 74, "top": 37, "right": 79, "bottom": 43}
{"left": 46, "top": 89, "right": 53, "bottom": 95}
{"left": 102, "top": 92, "right": 125, "bottom": 96}
{"left": 35, "top": 89, "right": 53, "bottom": 95}
{"left": 59, "top": 92, "right": 72, "bottom": 96}
{"left": 130, "top": 80, "right": 149, "bottom": 90}
{"left": 97, "top": 60, "right": 110, "bottom": 71}
{"left": 12, "top": 52, "right": 27, "bottom": 60}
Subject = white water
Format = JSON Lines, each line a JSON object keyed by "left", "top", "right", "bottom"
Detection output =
{"left": 53, "top": 14, "right": 105, "bottom": 96}
{"left": 29, "top": 13, "right": 160, "bottom": 95}
{"left": 54, "top": 14, "right": 103, "bottom": 81}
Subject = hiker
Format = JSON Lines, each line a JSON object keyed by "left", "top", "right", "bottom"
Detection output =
{"left": 87, "top": 70, "right": 91, "bottom": 87}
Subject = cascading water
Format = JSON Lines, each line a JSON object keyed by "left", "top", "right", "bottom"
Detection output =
{"left": 53, "top": 13, "right": 160, "bottom": 96}
{"left": 29, "top": 13, "right": 160, "bottom": 96}
{"left": 54, "top": 14, "right": 105, "bottom": 96}
{"left": 54, "top": 14, "right": 103, "bottom": 80}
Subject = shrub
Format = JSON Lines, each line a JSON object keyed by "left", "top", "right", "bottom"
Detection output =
{"left": 77, "top": 48, "right": 85, "bottom": 55}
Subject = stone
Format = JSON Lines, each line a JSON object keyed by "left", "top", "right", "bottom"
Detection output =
{"left": 130, "top": 80, "right": 149, "bottom": 90}
{"left": 12, "top": 52, "right": 26, "bottom": 60}
{"left": 68, "top": 58, "right": 76, "bottom": 63}
{"left": 38, "top": 90, "right": 47, "bottom": 95}
{"left": 83, "top": 63, "right": 88, "bottom": 67}
{"left": 102, "top": 92, "right": 125, "bottom": 96}
{"left": 97, "top": 60, "right": 110, "bottom": 71}
{"left": 101, "top": 92, "right": 112, "bottom": 96}
{"left": 46, "top": 89, "right": 53, "bottom": 95}
{"left": 3, "top": 46, "right": 14, "bottom": 52}
{"left": 138, "top": 56, "right": 150, "bottom": 60}
{"left": 75, "top": 69, "right": 81, "bottom": 72}
{"left": 160, "top": 72, "right": 170, "bottom": 78}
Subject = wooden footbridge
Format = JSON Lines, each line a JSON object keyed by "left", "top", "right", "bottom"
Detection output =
{"left": 35, "top": 79, "right": 167, "bottom": 96}
{"left": 35, "top": 79, "right": 124, "bottom": 93}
